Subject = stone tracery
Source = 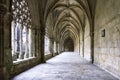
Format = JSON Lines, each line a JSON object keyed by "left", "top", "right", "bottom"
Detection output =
{"left": 11, "top": 0, "right": 33, "bottom": 62}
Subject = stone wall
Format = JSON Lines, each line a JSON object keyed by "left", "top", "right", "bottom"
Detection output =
{"left": 0, "top": 0, "right": 44, "bottom": 79}
{"left": 94, "top": 0, "right": 120, "bottom": 78}
{"left": 10, "top": 58, "right": 40, "bottom": 78}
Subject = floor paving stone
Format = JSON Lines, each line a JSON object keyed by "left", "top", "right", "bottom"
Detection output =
{"left": 12, "top": 52, "right": 120, "bottom": 80}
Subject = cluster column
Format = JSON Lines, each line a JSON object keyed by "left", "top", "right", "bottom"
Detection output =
{"left": 0, "top": 2, "right": 9, "bottom": 80}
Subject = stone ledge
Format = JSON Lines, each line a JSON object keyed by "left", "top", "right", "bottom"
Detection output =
{"left": 13, "top": 57, "right": 36, "bottom": 65}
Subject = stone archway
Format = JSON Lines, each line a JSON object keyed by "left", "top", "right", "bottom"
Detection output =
{"left": 44, "top": 0, "right": 93, "bottom": 61}
{"left": 64, "top": 37, "right": 74, "bottom": 52}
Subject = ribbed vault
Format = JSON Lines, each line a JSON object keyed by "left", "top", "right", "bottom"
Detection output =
{"left": 44, "top": 0, "right": 92, "bottom": 53}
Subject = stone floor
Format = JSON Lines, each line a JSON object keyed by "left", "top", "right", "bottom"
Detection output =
{"left": 12, "top": 52, "right": 119, "bottom": 80}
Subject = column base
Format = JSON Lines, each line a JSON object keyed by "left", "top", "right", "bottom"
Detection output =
{"left": 0, "top": 67, "right": 9, "bottom": 80}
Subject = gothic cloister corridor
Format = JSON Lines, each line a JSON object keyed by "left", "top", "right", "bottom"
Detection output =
{"left": 12, "top": 52, "right": 119, "bottom": 80}
{"left": 1, "top": 0, "right": 120, "bottom": 80}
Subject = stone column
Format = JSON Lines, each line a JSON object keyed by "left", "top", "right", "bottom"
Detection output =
{"left": 0, "top": 2, "right": 9, "bottom": 80}
{"left": 28, "top": 28, "right": 32, "bottom": 57}
{"left": 90, "top": 31, "right": 94, "bottom": 63}
{"left": 32, "top": 29, "right": 35, "bottom": 57}
{"left": 82, "top": 32, "right": 84, "bottom": 57}
{"left": 50, "top": 38, "right": 54, "bottom": 56}
{"left": 59, "top": 42, "right": 62, "bottom": 53}
{"left": 56, "top": 42, "right": 59, "bottom": 55}
{"left": 56, "top": 42, "right": 58, "bottom": 55}
{"left": 37, "top": 29, "right": 41, "bottom": 58}
{"left": 57, "top": 43, "right": 60, "bottom": 54}
{"left": 0, "top": 3, "right": 6, "bottom": 68}
{"left": 28, "top": 28, "right": 35, "bottom": 58}
{"left": 59, "top": 41, "right": 64, "bottom": 53}
{"left": 53, "top": 41, "right": 56, "bottom": 56}
{"left": 19, "top": 25, "right": 23, "bottom": 59}
{"left": 40, "top": 26, "right": 45, "bottom": 63}
{"left": 12, "top": 21, "right": 17, "bottom": 60}
{"left": 35, "top": 29, "right": 39, "bottom": 57}
{"left": 24, "top": 27, "right": 29, "bottom": 58}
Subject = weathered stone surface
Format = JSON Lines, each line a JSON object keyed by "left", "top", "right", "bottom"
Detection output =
{"left": 94, "top": 0, "right": 120, "bottom": 78}
{"left": 12, "top": 52, "right": 119, "bottom": 80}
{"left": 1, "top": 0, "right": 120, "bottom": 79}
{"left": 84, "top": 18, "right": 91, "bottom": 61}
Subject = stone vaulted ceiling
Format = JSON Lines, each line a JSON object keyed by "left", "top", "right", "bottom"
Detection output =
{"left": 44, "top": 0, "right": 92, "bottom": 43}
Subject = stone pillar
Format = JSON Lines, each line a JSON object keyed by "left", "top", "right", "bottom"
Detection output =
{"left": 90, "top": 31, "right": 94, "bottom": 63}
{"left": 32, "top": 29, "right": 35, "bottom": 57}
{"left": 57, "top": 43, "right": 60, "bottom": 54}
{"left": 12, "top": 21, "right": 18, "bottom": 60}
{"left": 0, "top": 3, "right": 6, "bottom": 68}
{"left": 37, "top": 29, "right": 41, "bottom": 58}
{"left": 82, "top": 32, "right": 84, "bottom": 57}
{"left": 29, "top": 28, "right": 35, "bottom": 58}
{"left": 19, "top": 26, "right": 23, "bottom": 59}
{"left": 53, "top": 41, "right": 56, "bottom": 56}
{"left": 35, "top": 29, "right": 39, "bottom": 57}
{"left": 28, "top": 28, "right": 32, "bottom": 57}
{"left": 40, "top": 26, "right": 45, "bottom": 63}
{"left": 56, "top": 42, "right": 58, "bottom": 55}
{"left": 50, "top": 38, "right": 54, "bottom": 56}
{"left": 24, "top": 27, "right": 29, "bottom": 58}
{"left": 0, "top": 2, "right": 9, "bottom": 80}
{"left": 34, "top": 28, "right": 40, "bottom": 58}
{"left": 59, "top": 42, "right": 62, "bottom": 53}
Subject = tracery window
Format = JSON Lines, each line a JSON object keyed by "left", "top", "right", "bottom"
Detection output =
{"left": 11, "top": 0, "right": 34, "bottom": 62}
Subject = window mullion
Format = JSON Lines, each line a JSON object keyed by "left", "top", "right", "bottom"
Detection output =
{"left": 24, "top": 27, "right": 29, "bottom": 58}
{"left": 29, "top": 29, "right": 32, "bottom": 57}
{"left": 12, "top": 21, "right": 18, "bottom": 61}
{"left": 19, "top": 24, "right": 23, "bottom": 59}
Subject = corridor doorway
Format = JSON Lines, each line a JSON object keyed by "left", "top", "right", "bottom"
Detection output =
{"left": 63, "top": 37, "right": 74, "bottom": 52}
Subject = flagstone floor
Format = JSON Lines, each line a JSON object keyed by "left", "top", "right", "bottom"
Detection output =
{"left": 12, "top": 52, "right": 119, "bottom": 80}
